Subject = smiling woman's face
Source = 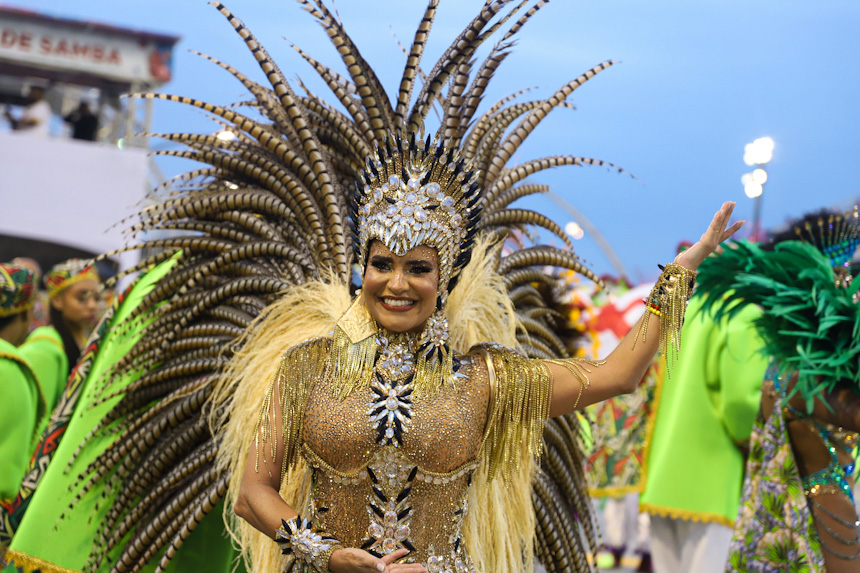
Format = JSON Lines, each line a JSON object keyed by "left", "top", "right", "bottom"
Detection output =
{"left": 362, "top": 241, "right": 440, "bottom": 334}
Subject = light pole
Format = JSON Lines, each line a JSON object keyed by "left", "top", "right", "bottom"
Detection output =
{"left": 742, "top": 137, "right": 774, "bottom": 241}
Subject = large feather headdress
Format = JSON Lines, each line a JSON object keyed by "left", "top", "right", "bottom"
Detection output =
{"left": 8, "top": 2, "right": 637, "bottom": 572}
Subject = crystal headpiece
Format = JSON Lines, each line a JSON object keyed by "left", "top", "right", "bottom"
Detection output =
{"left": 352, "top": 133, "right": 482, "bottom": 298}
{"left": 792, "top": 206, "right": 860, "bottom": 268}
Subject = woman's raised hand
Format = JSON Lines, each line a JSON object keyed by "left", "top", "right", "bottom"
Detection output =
{"left": 329, "top": 548, "right": 428, "bottom": 572}
{"left": 674, "top": 201, "right": 745, "bottom": 271}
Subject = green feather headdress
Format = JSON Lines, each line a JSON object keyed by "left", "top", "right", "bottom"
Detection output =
{"left": 696, "top": 239, "right": 860, "bottom": 410}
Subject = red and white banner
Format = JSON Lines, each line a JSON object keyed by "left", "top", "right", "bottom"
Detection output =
{"left": 0, "top": 11, "right": 174, "bottom": 85}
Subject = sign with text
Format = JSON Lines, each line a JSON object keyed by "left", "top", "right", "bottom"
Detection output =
{"left": 0, "top": 11, "right": 174, "bottom": 85}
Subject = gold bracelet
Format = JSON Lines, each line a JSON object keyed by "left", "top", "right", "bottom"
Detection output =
{"left": 275, "top": 516, "right": 343, "bottom": 572}
{"left": 634, "top": 262, "right": 696, "bottom": 366}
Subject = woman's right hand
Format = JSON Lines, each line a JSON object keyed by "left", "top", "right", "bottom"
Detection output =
{"left": 329, "top": 548, "right": 427, "bottom": 572}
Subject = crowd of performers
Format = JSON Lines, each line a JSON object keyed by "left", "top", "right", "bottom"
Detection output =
{"left": 3, "top": 208, "right": 857, "bottom": 573}
{"left": 1, "top": 2, "right": 859, "bottom": 573}
{"left": 578, "top": 211, "right": 860, "bottom": 573}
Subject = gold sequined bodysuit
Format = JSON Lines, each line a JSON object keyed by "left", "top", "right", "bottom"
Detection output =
{"left": 302, "top": 352, "right": 491, "bottom": 571}
{"left": 258, "top": 325, "right": 554, "bottom": 573}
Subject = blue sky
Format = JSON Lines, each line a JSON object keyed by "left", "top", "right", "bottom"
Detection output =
{"left": 19, "top": 0, "right": 860, "bottom": 281}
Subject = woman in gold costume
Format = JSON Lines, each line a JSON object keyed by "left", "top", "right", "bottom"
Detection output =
{"left": 228, "top": 132, "right": 741, "bottom": 572}
{"left": 1, "top": 2, "right": 741, "bottom": 573}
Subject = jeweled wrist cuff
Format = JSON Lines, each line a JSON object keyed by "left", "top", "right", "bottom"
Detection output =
{"left": 634, "top": 262, "right": 697, "bottom": 365}
{"left": 275, "top": 516, "right": 343, "bottom": 572}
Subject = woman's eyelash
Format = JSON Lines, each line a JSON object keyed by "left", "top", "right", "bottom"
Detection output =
{"left": 409, "top": 265, "right": 432, "bottom": 274}
{"left": 369, "top": 260, "right": 432, "bottom": 273}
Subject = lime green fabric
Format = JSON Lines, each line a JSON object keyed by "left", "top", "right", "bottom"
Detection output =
{"left": 0, "top": 340, "right": 38, "bottom": 502}
{"left": 18, "top": 326, "right": 67, "bottom": 435}
{"left": 5, "top": 269, "right": 162, "bottom": 570}
{"left": 640, "top": 295, "right": 768, "bottom": 526}
{"left": 6, "top": 258, "right": 245, "bottom": 572}
{"left": 4, "top": 505, "right": 242, "bottom": 573}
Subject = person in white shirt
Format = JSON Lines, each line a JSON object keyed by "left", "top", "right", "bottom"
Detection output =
{"left": 4, "top": 86, "right": 51, "bottom": 137}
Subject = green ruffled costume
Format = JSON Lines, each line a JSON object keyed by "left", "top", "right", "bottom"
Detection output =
{"left": 1, "top": 327, "right": 65, "bottom": 504}
{"left": 3, "top": 258, "right": 244, "bottom": 573}
{"left": 0, "top": 342, "right": 42, "bottom": 504}
{"left": 18, "top": 327, "right": 68, "bottom": 436}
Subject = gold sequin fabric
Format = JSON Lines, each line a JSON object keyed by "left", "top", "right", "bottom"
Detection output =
{"left": 302, "top": 353, "right": 489, "bottom": 568}
{"left": 265, "top": 338, "right": 554, "bottom": 571}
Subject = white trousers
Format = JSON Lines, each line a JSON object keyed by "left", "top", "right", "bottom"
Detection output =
{"left": 649, "top": 515, "right": 732, "bottom": 573}
{"left": 604, "top": 493, "right": 650, "bottom": 553}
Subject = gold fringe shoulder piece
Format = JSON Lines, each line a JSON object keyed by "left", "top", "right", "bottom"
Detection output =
{"left": 327, "top": 297, "right": 378, "bottom": 400}
{"left": 412, "top": 344, "right": 457, "bottom": 399}
{"left": 473, "top": 342, "right": 552, "bottom": 483}
{"left": 255, "top": 335, "right": 332, "bottom": 482}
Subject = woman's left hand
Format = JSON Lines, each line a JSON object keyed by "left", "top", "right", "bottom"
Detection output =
{"left": 674, "top": 201, "right": 745, "bottom": 271}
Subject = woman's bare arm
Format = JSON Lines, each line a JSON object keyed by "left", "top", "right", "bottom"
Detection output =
{"left": 234, "top": 443, "right": 297, "bottom": 539}
{"left": 548, "top": 201, "right": 744, "bottom": 418}
{"left": 547, "top": 311, "right": 658, "bottom": 417}
{"left": 233, "top": 385, "right": 297, "bottom": 538}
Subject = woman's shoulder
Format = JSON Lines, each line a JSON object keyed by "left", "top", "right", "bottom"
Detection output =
{"left": 461, "top": 342, "right": 533, "bottom": 382}
{"left": 464, "top": 342, "right": 526, "bottom": 363}
{"left": 278, "top": 334, "right": 332, "bottom": 363}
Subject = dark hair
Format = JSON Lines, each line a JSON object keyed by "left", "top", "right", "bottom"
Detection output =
{"left": 50, "top": 303, "right": 80, "bottom": 376}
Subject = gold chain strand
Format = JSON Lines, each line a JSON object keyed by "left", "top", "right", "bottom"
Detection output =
{"left": 254, "top": 337, "right": 330, "bottom": 482}
{"left": 544, "top": 358, "right": 605, "bottom": 411}
{"left": 634, "top": 262, "right": 696, "bottom": 368}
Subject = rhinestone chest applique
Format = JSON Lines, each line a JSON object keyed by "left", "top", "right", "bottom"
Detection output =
{"left": 362, "top": 449, "right": 417, "bottom": 556}
{"left": 362, "top": 333, "right": 475, "bottom": 571}
{"left": 302, "top": 343, "right": 488, "bottom": 572}
{"left": 361, "top": 333, "right": 420, "bottom": 555}
{"left": 368, "top": 334, "right": 416, "bottom": 447}
{"left": 426, "top": 496, "right": 474, "bottom": 573}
